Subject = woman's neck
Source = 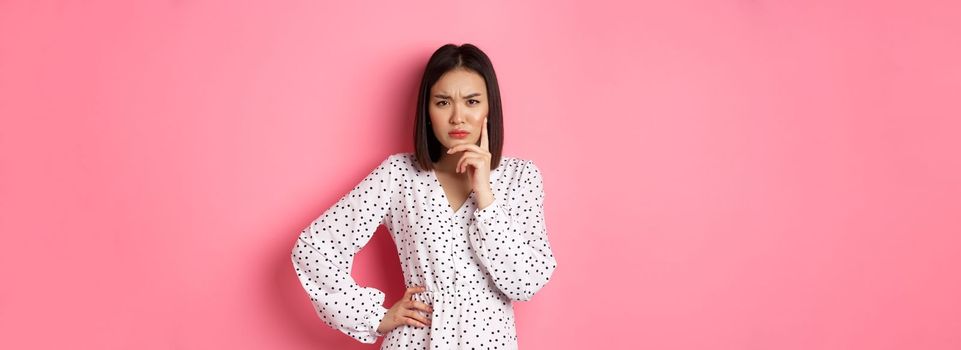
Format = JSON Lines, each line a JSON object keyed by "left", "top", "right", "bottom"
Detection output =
{"left": 434, "top": 154, "right": 461, "bottom": 174}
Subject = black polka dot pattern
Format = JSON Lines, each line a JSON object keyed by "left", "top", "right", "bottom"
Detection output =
{"left": 291, "top": 152, "right": 558, "bottom": 349}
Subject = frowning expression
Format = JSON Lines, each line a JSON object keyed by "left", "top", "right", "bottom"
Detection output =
{"left": 429, "top": 68, "right": 489, "bottom": 149}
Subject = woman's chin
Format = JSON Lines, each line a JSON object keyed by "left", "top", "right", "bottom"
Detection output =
{"left": 443, "top": 139, "right": 477, "bottom": 150}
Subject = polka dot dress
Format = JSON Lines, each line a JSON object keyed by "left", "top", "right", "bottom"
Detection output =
{"left": 291, "top": 152, "right": 557, "bottom": 349}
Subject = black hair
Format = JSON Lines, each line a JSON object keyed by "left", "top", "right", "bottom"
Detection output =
{"left": 413, "top": 43, "right": 503, "bottom": 172}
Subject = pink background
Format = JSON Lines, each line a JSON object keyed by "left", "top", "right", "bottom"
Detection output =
{"left": 2, "top": 0, "right": 960, "bottom": 349}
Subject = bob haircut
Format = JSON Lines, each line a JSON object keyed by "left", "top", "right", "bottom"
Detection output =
{"left": 413, "top": 43, "right": 504, "bottom": 172}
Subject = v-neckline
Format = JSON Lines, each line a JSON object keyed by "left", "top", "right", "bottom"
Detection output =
{"left": 429, "top": 168, "right": 475, "bottom": 216}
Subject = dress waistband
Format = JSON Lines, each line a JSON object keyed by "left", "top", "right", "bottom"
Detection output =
{"left": 409, "top": 282, "right": 503, "bottom": 305}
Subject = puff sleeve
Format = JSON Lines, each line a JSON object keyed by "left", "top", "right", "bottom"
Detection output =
{"left": 468, "top": 160, "right": 558, "bottom": 301}
{"left": 291, "top": 154, "right": 396, "bottom": 344}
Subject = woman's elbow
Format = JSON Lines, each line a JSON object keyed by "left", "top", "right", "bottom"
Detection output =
{"left": 504, "top": 260, "right": 557, "bottom": 301}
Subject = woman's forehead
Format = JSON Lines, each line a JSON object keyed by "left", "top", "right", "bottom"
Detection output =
{"left": 432, "top": 70, "right": 486, "bottom": 94}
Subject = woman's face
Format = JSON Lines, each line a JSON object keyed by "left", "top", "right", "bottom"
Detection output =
{"left": 429, "top": 68, "right": 489, "bottom": 151}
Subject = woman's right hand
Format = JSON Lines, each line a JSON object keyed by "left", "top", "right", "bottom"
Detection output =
{"left": 376, "top": 286, "right": 434, "bottom": 335}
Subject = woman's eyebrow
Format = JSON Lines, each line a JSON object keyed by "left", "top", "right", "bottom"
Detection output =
{"left": 433, "top": 93, "right": 483, "bottom": 99}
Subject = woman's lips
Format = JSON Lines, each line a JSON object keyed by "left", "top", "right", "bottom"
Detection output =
{"left": 449, "top": 131, "right": 469, "bottom": 139}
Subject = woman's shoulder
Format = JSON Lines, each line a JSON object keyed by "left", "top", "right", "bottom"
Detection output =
{"left": 499, "top": 155, "right": 542, "bottom": 180}
{"left": 382, "top": 152, "right": 426, "bottom": 175}
{"left": 499, "top": 154, "right": 533, "bottom": 167}
{"left": 383, "top": 152, "right": 415, "bottom": 170}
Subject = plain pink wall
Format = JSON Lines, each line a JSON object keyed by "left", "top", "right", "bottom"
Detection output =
{"left": 2, "top": 0, "right": 959, "bottom": 349}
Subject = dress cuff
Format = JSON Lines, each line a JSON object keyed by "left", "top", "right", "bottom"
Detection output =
{"left": 473, "top": 195, "right": 505, "bottom": 224}
{"left": 369, "top": 305, "right": 389, "bottom": 338}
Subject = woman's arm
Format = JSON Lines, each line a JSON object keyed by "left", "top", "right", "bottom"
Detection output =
{"left": 468, "top": 160, "right": 558, "bottom": 301}
{"left": 291, "top": 154, "right": 396, "bottom": 344}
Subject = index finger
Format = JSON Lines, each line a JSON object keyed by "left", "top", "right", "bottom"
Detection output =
{"left": 480, "top": 117, "right": 489, "bottom": 151}
{"left": 404, "top": 286, "right": 426, "bottom": 300}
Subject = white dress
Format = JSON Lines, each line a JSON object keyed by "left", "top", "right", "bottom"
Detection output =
{"left": 291, "top": 152, "right": 558, "bottom": 349}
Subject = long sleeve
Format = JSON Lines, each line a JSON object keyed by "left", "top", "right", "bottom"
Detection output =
{"left": 291, "top": 154, "right": 396, "bottom": 344}
{"left": 468, "top": 160, "right": 558, "bottom": 301}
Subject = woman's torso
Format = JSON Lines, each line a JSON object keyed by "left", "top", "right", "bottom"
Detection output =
{"left": 379, "top": 152, "right": 527, "bottom": 349}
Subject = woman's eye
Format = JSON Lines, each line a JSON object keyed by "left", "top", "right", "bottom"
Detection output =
{"left": 435, "top": 101, "right": 448, "bottom": 106}
{"left": 468, "top": 99, "right": 479, "bottom": 105}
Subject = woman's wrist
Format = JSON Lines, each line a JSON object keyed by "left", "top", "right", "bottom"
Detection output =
{"left": 475, "top": 188, "right": 495, "bottom": 210}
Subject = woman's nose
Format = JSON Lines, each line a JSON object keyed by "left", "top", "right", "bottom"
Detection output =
{"left": 449, "top": 104, "right": 464, "bottom": 123}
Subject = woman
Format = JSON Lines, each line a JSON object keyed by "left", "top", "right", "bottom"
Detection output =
{"left": 291, "top": 43, "right": 557, "bottom": 349}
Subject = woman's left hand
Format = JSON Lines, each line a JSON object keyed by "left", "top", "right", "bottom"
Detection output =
{"left": 447, "top": 117, "right": 493, "bottom": 203}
